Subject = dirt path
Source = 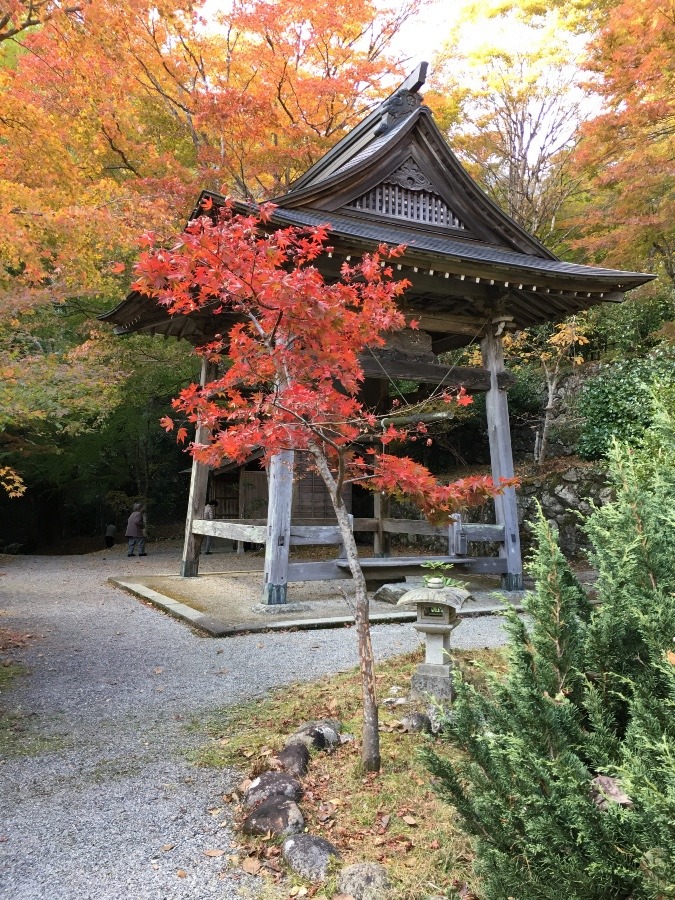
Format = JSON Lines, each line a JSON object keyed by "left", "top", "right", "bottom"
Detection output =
{"left": 0, "top": 549, "right": 507, "bottom": 899}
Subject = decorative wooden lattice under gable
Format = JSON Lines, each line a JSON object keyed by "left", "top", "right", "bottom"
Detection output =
{"left": 346, "top": 158, "right": 465, "bottom": 229}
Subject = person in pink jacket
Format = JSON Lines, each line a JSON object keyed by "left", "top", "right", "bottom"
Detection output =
{"left": 125, "top": 503, "right": 147, "bottom": 557}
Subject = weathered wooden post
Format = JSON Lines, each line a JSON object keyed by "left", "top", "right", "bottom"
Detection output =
{"left": 180, "top": 358, "right": 216, "bottom": 577}
{"left": 236, "top": 466, "right": 246, "bottom": 555}
{"left": 373, "top": 491, "right": 391, "bottom": 557}
{"left": 481, "top": 323, "right": 523, "bottom": 591}
{"left": 262, "top": 449, "right": 295, "bottom": 604}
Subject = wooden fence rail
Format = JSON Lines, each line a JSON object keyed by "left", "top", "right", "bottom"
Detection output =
{"left": 191, "top": 516, "right": 506, "bottom": 552}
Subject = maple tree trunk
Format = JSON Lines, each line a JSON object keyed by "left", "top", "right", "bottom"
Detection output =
{"left": 310, "top": 447, "right": 381, "bottom": 773}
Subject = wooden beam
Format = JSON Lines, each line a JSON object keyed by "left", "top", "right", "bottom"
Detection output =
{"left": 192, "top": 519, "right": 267, "bottom": 543}
{"left": 602, "top": 291, "right": 625, "bottom": 303}
{"left": 360, "top": 349, "right": 515, "bottom": 390}
{"left": 380, "top": 519, "right": 446, "bottom": 536}
{"left": 373, "top": 491, "right": 390, "bottom": 557}
{"left": 399, "top": 61, "right": 428, "bottom": 93}
{"left": 287, "top": 561, "right": 352, "bottom": 582}
{"left": 334, "top": 556, "right": 508, "bottom": 576}
{"left": 460, "top": 523, "right": 506, "bottom": 541}
{"left": 381, "top": 410, "right": 456, "bottom": 428}
{"left": 289, "top": 525, "right": 343, "bottom": 545}
{"left": 286, "top": 555, "right": 508, "bottom": 582}
{"left": 404, "top": 310, "right": 489, "bottom": 336}
{"left": 192, "top": 519, "right": 344, "bottom": 545}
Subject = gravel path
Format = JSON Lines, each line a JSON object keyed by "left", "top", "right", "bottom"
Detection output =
{"left": 0, "top": 551, "right": 509, "bottom": 900}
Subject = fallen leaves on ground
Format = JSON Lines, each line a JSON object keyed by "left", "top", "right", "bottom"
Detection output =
{"left": 194, "top": 647, "right": 497, "bottom": 897}
{"left": 242, "top": 856, "right": 262, "bottom": 875}
{"left": 0, "top": 628, "right": 36, "bottom": 650}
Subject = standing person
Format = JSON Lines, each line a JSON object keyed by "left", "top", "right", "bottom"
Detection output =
{"left": 104, "top": 523, "right": 116, "bottom": 549}
{"left": 125, "top": 503, "right": 147, "bottom": 557}
{"left": 202, "top": 499, "right": 218, "bottom": 554}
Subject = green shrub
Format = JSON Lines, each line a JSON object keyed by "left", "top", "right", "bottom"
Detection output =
{"left": 506, "top": 364, "right": 544, "bottom": 420}
{"left": 425, "top": 404, "right": 675, "bottom": 899}
{"left": 587, "top": 287, "right": 675, "bottom": 357}
{"left": 577, "top": 348, "right": 675, "bottom": 459}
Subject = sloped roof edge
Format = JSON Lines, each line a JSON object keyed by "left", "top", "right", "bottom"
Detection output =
{"left": 286, "top": 63, "right": 429, "bottom": 193}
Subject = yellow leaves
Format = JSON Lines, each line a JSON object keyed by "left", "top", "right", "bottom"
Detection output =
{"left": 0, "top": 466, "right": 26, "bottom": 499}
{"left": 549, "top": 321, "right": 589, "bottom": 349}
{"left": 503, "top": 319, "right": 589, "bottom": 372}
{"left": 466, "top": 345, "right": 483, "bottom": 367}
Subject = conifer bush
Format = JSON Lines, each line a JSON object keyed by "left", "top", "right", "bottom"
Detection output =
{"left": 425, "top": 403, "right": 675, "bottom": 899}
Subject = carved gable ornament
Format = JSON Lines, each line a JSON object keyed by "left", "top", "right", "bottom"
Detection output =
{"left": 346, "top": 157, "right": 465, "bottom": 230}
{"left": 385, "top": 159, "right": 435, "bottom": 191}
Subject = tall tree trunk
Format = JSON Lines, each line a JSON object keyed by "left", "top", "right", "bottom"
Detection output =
{"left": 310, "top": 446, "right": 381, "bottom": 773}
{"left": 537, "top": 376, "right": 558, "bottom": 467}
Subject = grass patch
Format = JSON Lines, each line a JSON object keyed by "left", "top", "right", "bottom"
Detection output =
{"left": 0, "top": 631, "right": 70, "bottom": 759}
{"left": 0, "top": 709, "right": 72, "bottom": 759}
{"left": 190, "top": 647, "right": 507, "bottom": 899}
{"left": 0, "top": 660, "right": 26, "bottom": 690}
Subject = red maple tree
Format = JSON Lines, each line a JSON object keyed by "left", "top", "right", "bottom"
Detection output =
{"left": 134, "top": 202, "right": 510, "bottom": 771}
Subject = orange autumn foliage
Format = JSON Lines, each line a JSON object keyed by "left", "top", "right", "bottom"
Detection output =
{"left": 0, "top": 0, "right": 418, "bottom": 314}
{"left": 572, "top": 0, "right": 675, "bottom": 280}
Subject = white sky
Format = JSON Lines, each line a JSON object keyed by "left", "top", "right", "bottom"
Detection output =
{"left": 199, "top": 0, "right": 589, "bottom": 97}
{"left": 390, "top": 0, "right": 449, "bottom": 71}
{"left": 199, "top": 0, "right": 464, "bottom": 74}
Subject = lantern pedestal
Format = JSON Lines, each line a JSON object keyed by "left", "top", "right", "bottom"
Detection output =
{"left": 397, "top": 582, "right": 472, "bottom": 703}
{"left": 411, "top": 622, "right": 458, "bottom": 701}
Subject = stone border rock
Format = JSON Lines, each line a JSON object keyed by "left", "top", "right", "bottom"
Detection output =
{"left": 232, "top": 716, "right": 392, "bottom": 894}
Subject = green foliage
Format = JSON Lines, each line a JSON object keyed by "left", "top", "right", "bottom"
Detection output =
{"left": 424, "top": 404, "right": 675, "bottom": 899}
{"left": 586, "top": 287, "right": 675, "bottom": 358}
{"left": 577, "top": 348, "right": 675, "bottom": 459}
{"left": 421, "top": 561, "right": 467, "bottom": 588}
{"left": 0, "top": 334, "right": 197, "bottom": 544}
{"left": 506, "top": 363, "right": 545, "bottom": 419}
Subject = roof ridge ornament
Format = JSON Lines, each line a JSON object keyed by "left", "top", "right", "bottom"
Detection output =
{"left": 373, "top": 62, "right": 428, "bottom": 137}
{"left": 374, "top": 89, "right": 422, "bottom": 135}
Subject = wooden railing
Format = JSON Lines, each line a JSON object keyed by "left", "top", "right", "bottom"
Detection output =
{"left": 191, "top": 514, "right": 509, "bottom": 583}
{"left": 191, "top": 515, "right": 505, "bottom": 554}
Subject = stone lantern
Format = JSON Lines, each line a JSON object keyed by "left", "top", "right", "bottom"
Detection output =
{"left": 397, "top": 579, "right": 472, "bottom": 701}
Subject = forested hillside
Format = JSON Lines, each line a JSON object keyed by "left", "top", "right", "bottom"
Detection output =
{"left": 2, "top": 0, "right": 674, "bottom": 549}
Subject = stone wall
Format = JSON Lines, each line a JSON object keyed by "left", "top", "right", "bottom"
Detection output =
{"left": 517, "top": 462, "right": 610, "bottom": 557}
{"left": 391, "top": 460, "right": 610, "bottom": 560}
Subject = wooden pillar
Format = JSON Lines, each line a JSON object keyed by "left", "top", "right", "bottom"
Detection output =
{"left": 481, "top": 328, "right": 523, "bottom": 591}
{"left": 262, "top": 449, "right": 295, "bottom": 604}
{"left": 236, "top": 466, "right": 245, "bottom": 555}
{"left": 373, "top": 491, "right": 391, "bottom": 557}
{"left": 180, "top": 358, "right": 214, "bottom": 577}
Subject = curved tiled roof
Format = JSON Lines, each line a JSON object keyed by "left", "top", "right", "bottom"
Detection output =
{"left": 101, "top": 64, "right": 655, "bottom": 342}
{"left": 270, "top": 206, "right": 650, "bottom": 288}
